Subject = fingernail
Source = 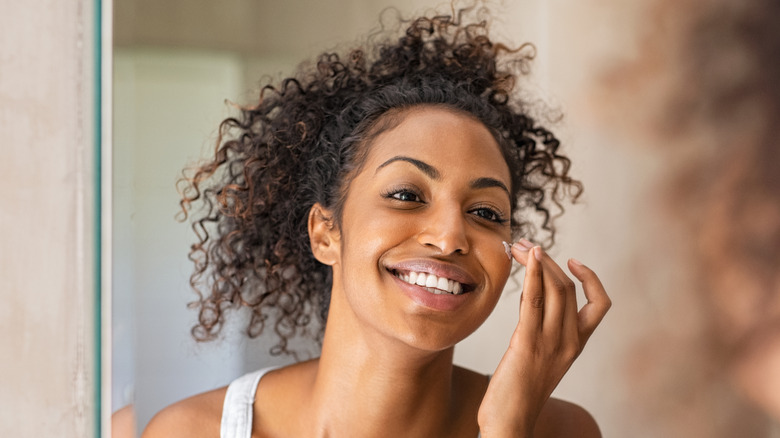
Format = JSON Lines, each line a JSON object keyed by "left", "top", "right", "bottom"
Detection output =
{"left": 501, "top": 241, "right": 512, "bottom": 260}
{"left": 570, "top": 258, "right": 584, "bottom": 266}
{"left": 533, "top": 246, "right": 544, "bottom": 261}
{"left": 516, "top": 238, "right": 535, "bottom": 250}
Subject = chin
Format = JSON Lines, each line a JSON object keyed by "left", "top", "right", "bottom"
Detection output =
{"left": 388, "top": 317, "right": 485, "bottom": 354}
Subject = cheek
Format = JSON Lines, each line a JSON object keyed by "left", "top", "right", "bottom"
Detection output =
{"left": 339, "top": 206, "right": 411, "bottom": 283}
{"left": 479, "top": 237, "right": 513, "bottom": 288}
{"left": 343, "top": 200, "right": 416, "bottom": 247}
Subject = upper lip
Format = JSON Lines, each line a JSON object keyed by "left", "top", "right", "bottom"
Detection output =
{"left": 385, "top": 259, "right": 479, "bottom": 292}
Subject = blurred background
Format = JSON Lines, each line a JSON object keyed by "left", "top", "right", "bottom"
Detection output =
{"left": 112, "top": 0, "right": 780, "bottom": 436}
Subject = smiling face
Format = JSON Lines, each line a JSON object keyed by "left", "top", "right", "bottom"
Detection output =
{"left": 316, "top": 105, "right": 514, "bottom": 352}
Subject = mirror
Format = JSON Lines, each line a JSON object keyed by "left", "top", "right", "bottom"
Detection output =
{"left": 110, "top": 0, "right": 673, "bottom": 435}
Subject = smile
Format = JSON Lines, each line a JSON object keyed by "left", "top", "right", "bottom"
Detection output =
{"left": 392, "top": 270, "right": 465, "bottom": 295}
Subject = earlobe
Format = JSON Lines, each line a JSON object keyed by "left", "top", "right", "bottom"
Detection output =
{"left": 308, "top": 203, "right": 340, "bottom": 266}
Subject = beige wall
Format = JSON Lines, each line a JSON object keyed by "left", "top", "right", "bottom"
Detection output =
{"left": 0, "top": 0, "right": 98, "bottom": 436}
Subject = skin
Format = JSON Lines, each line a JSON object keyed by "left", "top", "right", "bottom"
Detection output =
{"left": 111, "top": 404, "right": 137, "bottom": 438}
{"left": 143, "top": 106, "right": 611, "bottom": 437}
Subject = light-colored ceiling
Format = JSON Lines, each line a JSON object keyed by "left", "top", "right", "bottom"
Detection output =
{"left": 114, "top": 0, "right": 436, "bottom": 56}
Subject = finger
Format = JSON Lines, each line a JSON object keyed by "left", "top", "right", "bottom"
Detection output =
{"left": 509, "top": 238, "right": 535, "bottom": 265}
{"left": 517, "top": 246, "right": 544, "bottom": 342}
{"left": 567, "top": 258, "right": 612, "bottom": 344}
{"left": 533, "top": 247, "right": 577, "bottom": 339}
{"left": 514, "top": 242, "right": 579, "bottom": 339}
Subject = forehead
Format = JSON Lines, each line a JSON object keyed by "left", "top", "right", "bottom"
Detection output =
{"left": 362, "top": 106, "right": 510, "bottom": 180}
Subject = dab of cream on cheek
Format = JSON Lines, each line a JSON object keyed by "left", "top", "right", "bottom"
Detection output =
{"left": 502, "top": 241, "right": 512, "bottom": 261}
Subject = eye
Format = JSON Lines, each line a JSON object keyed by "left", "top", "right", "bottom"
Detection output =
{"left": 392, "top": 190, "right": 421, "bottom": 202}
{"left": 381, "top": 186, "right": 424, "bottom": 203}
{"left": 469, "top": 206, "right": 508, "bottom": 224}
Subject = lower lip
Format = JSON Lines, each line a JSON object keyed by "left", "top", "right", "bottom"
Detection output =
{"left": 391, "top": 273, "right": 471, "bottom": 312}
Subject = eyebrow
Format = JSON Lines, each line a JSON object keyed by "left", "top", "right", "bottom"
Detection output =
{"left": 470, "top": 177, "right": 510, "bottom": 196}
{"left": 375, "top": 155, "right": 510, "bottom": 196}
{"left": 376, "top": 156, "right": 440, "bottom": 180}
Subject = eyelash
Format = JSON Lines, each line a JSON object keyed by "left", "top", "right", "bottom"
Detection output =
{"left": 469, "top": 205, "right": 509, "bottom": 224}
{"left": 381, "top": 187, "right": 509, "bottom": 225}
{"left": 381, "top": 186, "right": 423, "bottom": 203}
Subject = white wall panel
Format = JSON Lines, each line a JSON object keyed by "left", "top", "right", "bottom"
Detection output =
{"left": 0, "top": 0, "right": 98, "bottom": 436}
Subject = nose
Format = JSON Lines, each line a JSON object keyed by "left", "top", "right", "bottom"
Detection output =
{"left": 416, "top": 204, "right": 470, "bottom": 255}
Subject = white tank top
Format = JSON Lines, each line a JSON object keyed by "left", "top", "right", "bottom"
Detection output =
{"left": 220, "top": 366, "right": 279, "bottom": 438}
{"left": 219, "top": 366, "right": 483, "bottom": 438}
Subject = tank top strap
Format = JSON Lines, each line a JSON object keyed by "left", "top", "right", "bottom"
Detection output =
{"left": 220, "top": 366, "right": 280, "bottom": 438}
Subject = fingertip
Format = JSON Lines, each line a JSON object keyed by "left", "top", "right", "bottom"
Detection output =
{"left": 569, "top": 260, "right": 610, "bottom": 308}
{"left": 510, "top": 243, "right": 530, "bottom": 266}
{"left": 519, "top": 247, "right": 539, "bottom": 273}
{"left": 525, "top": 247, "right": 538, "bottom": 266}
{"left": 516, "top": 238, "right": 535, "bottom": 251}
{"left": 567, "top": 258, "right": 588, "bottom": 278}
{"left": 525, "top": 247, "right": 544, "bottom": 277}
{"left": 532, "top": 246, "right": 544, "bottom": 261}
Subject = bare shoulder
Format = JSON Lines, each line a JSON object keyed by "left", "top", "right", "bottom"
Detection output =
{"left": 141, "top": 386, "right": 228, "bottom": 438}
{"left": 534, "top": 397, "right": 601, "bottom": 438}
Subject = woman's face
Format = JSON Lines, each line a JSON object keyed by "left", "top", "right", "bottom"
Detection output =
{"left": 328, "top": 106, "right": 514, "bottom": 352}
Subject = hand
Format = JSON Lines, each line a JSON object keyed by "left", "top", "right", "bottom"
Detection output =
{"left": 477, "top": 239, "right": 611, "bottom": 437}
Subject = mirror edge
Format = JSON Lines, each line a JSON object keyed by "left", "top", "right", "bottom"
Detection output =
{"left": 99, "top": 0, "right": 113, "bottom": 436}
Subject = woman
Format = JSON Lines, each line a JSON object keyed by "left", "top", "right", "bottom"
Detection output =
{"left": 144, "top": 10, "right": 611, "bottom": 438}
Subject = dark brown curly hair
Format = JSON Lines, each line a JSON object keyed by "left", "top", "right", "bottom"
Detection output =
{"left": 177, "top": 8, "right": 582, "bottom": 356}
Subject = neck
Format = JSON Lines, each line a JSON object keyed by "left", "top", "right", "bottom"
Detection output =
{"left": 305, "top": 294, "right": 460, "bottom": 437}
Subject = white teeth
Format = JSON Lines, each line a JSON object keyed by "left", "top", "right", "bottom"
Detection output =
{"left": 394, "top": 270, "right": 465, "bottom": 295}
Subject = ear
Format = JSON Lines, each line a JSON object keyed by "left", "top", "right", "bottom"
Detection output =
{"left": 308, "top": 203, "right": 340, "bottom": 266}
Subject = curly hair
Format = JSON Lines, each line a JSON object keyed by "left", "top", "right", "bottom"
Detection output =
{"left": 177, "top": 9, "right": 582, "bottom": 356}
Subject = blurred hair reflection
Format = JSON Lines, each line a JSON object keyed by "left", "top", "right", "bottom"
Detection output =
{"left": 607, "top": 0, "right": 780, "bottom": 435}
